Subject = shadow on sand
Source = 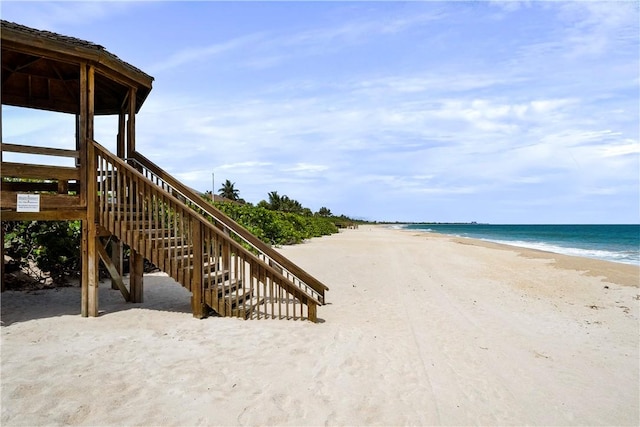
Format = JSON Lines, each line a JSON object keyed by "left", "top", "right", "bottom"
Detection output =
{"left": 1, "top": 275, "right": 193, "bottom": 327}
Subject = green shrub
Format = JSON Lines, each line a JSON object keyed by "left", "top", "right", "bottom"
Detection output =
{"left": 3, "top": 221, "right": 82, "bottom": 282}
{"left": 213, "top": 202, "right": 338, "bottom": 246}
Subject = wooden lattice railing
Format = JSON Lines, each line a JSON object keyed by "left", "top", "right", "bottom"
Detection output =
{"left": 93, "top": 140, "right": 324, "bottom": 321}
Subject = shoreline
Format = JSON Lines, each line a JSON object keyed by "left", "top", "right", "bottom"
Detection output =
{"left": 392, "top": 223, "right": 639, "bottom": 267}
{"left": 2, "top": 226, "right": 639, "bottom": 426}
{"left": 397, "top": 228, "right": 639, "bottom": 287}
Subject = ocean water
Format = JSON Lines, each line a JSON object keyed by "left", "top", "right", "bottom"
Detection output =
{"left": 400, "top": 224, "right": 640, "bottom": 266}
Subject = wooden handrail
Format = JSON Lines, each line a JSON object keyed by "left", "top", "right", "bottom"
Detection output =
{"left": 1, "top": 142, "right": 79, "bottom": 158}
{"left": 93, "top": 141, "right": 323, "bottom": 309}
{"left": 129, "top": 150, "right": 329, "bottom": 301}
{"left": 1, "top": 162, "right": 80, "bottom": 180}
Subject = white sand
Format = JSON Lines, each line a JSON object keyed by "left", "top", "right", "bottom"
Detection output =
{"left": 1, "top": 226, "right": 638, "bottom": 426}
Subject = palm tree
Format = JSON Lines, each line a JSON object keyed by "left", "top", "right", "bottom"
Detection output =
{"left": 218, "top": 179, "right": 239, "bottom": 201}
{"left": 280, "top": 196, "right": 303, "bottom": 213}
{"left": 267, "top": 191, "right": 281, "bottom": 210}
{"left": 317, "top": 207, "right": 332, "bottom": 217}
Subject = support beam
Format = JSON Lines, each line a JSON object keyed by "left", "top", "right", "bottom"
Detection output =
{"left": 86, "top": 64, "right": 99, "bottom": 317}
{"left": 117, "top": 111, "right": 125, "bottom": 159}
{"left": 129, "top": 249, "right": 143, "bottom": 303}
{"left": 1, "top": 222, "right": 5, "bottom": 293}
{"left": 96, "top": 238, "right": 129, "bottom": 301}
{"left": 81, "top": 220, "right": 89, "bottom": 317}
{"left": 191, "top": 221, "right": 206, "bottom": 319}
{"left": 79, "top": 63, "right": 89, "bottom": 317}
{"left": 126, "top": 87, "right": 137, "bottom": 158}
{"left": 0, "top": 120, "right": 3, "bottom": 292}
{"left": 1, "top": 210, "right": 86, "bottom": 221}
{"left": 110, "top": 238, "right": 123, "bottom": 291}
{"left": 75, "top": 114, "right": 81, "bottom": 167}
{"left": 308, "top": 302, "right": 317, "bottom": 323}
{"left": 57, "top": 180, "right": 69, "bottom": 194}
{"left": 78, "top": 77, "right": 86, "bottom": 206}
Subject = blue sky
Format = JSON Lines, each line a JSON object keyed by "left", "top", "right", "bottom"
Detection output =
{"left": 2, "top": 1, "right": 638, "bottom": 223}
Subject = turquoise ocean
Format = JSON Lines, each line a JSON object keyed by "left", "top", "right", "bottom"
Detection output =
{"left": 399, "top": 224, "right": 640, "bottom": 266}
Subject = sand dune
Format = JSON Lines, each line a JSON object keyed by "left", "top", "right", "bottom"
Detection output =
{"left": 2, "top": 226, "right": 638, "bottom": 426}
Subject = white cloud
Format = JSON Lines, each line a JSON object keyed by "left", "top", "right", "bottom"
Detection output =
{"left": 559, "top": 2, "right": 639, "bottom": 58}
{"left": 147, "top": 33, "right": 266, "bottom": 73}
{"left": 217, "top": 161, "right": 273, "bottom": 170}
{"left": 284, "top": 163, "right": 329, "bottom": 173}
{"left": 600, "top": 141, "right": 640, "bottom": 158}
{"left": 352, "top": 73, "right": 524, "bottom": 96}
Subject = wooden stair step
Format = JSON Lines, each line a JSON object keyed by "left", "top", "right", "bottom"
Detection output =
{"left": 147, "top": 237, "right": 192, "bottom": 250}
{"left": 142, "top": 229, "right": 173, "bottom": 236}
{"left": 114, "top": 208, "right": 156, "bottom": 214}
{"left": 225, "top": 287, "right": 254, "bottom": 308}
{"left": 230, "top": 296, "right": 265, "bottom": 319}
{"left": 198, "top": 269, "right": 231, "bottom": 286}
{"left": 212, "top": 279, "right": 242, "bottom": 296}
{"left": 191, "top": 260, "right": 226, "bottom": 270}
{"left": 160, "top": 244, "right": 192, "bottom": 254}
{"left": 147, "top": 235, "right": 187, "bottom": 242}
{"left": 185, "top": 263, "right": 231, "bottom": 290}
{"left": 123, "top": 220, "right": 162, "bottom": 227}
{"left": 201, "top": 280, "right": 249, "bottom": 316}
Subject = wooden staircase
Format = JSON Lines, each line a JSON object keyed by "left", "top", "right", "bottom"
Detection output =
{"left": 92, "top": 140, "right": 327, "bottom": 322}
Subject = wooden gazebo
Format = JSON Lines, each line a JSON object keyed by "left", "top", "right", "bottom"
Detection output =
{"left": 1, "top": 20, "right": 153, "bottom": 316}
{"left": 1, "top": 21, "right": 327, "bottom": 321}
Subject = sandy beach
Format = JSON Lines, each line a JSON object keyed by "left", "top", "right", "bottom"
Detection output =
{"left": 1, "top": 226, "right": 638, "bottom": 426}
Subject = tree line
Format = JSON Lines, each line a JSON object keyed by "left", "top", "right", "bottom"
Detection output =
{"left": 207, "top": 179, "right": 333, "bottom": 218}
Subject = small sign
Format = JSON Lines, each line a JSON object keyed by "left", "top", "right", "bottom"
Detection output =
{"left": 17, "top": 194, "right": 40, "bottom": 212}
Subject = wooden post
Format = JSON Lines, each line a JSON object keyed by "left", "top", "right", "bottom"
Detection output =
{"left": 126, "top": 87, "right": 136, "bottom": 159}
{"left": 0, "top": 120, "right": 3, "bottom": 291}
{"left": 191, "top": 221, "right": 205, "bottom": 319}
{"left": 117, "top": 110, "right": 125, "bottom": 159}
{"left": 79, "top": 64, "right": 89, "bottom": 317}
{"left": 308, "top": 302, "right": 317, "bottom": 323}
{"left": 129, "top": 249, "right": 144, "bottom": 303}
{"left": 78, "top": 120, "right": 86, "bottom": 206}
{"left": 0, "top": 114, "right": 3, "bottom": 291}
{"left": 86, "top": 64, "right": 99, "bottom": 317}
{"left": 75, "top": 114, "right": 81, "bottom": 168}
{"left": 1, "top": 222, "right": 5, "bottom": 293}
{"left": 80, "top": 220, "right": 90, "bottom": 316}
{"left": 110, "top": 238, "right": 123, "bottom": 290}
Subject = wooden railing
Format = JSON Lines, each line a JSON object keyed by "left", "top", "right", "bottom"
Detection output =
{"left": 1, "top": 142, "right": 84, "bottom": 217}
{"left": 1, "top": 143, "right": 80, "bottom": 189}
{"left": 93, "top": 140, "right": 321, "bottom": 321}
{"left": 128, "top": 150, "right": 329, "bottom": 305}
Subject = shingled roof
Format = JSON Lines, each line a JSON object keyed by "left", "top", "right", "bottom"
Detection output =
{"left": 2, "top": 19, "right": 106, "bottom": 50}
{"left": 1, "top": 20, "right": 154, "bottom": 115}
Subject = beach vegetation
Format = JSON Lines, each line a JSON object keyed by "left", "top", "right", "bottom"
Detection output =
{"left": 260, "top": 191, "right": 308, "bottom": 214}
{"left": 3, "top": 220, "right": 82, "bottom": 283}
{"left": 212, "top": 201, "right": 338, "bottom": 246}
